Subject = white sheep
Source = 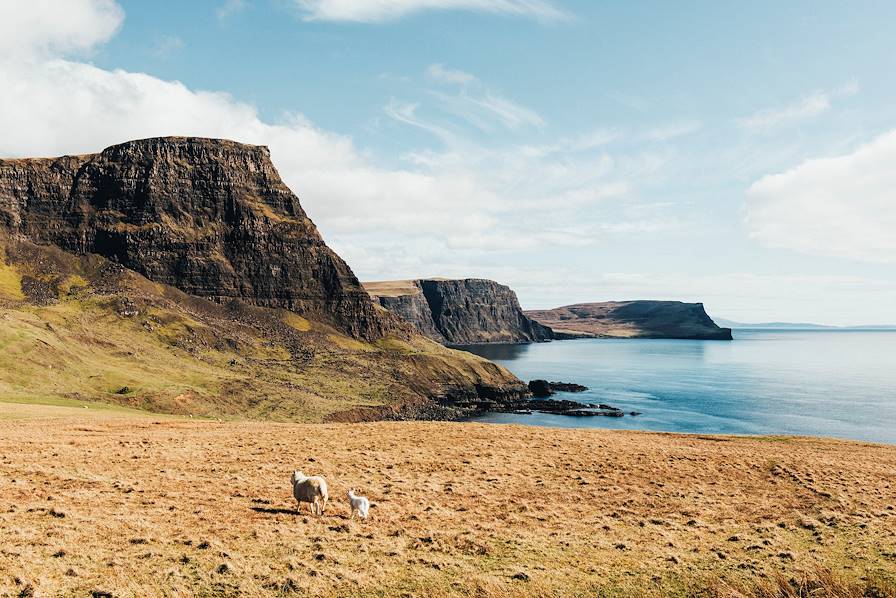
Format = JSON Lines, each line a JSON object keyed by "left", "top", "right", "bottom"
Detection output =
{"left": 347, "top": 489, "right": 370, "bottom": 520}
{"left": 290, "top": 470, "right": 329, "bottom": 516}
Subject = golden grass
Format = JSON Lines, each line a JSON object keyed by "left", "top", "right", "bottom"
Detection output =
{"left": 363, "top": 280, "right": 421, "bottom": 297}
{"left": 282, "top": 312, "right": 312, "bottom": 332}
{"left": 1, "top": 404, "right": 894, "bottom": 597}
{"left": 0, "top": 249, "right": 25, "bottom": 300}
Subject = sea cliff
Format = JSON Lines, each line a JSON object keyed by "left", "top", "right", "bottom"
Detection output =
{"left": 365, "top": 278, "right": 553, "bottom": 344}
{"left": 526, "top": 300, "right": 732, "bottom": 340}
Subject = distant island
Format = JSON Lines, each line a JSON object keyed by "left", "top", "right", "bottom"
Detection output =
{"left": 526, "top": 301, "right": 732, "bottom": 340}
{"left": 715, "top": 318, "right": 896, "bottom": 330}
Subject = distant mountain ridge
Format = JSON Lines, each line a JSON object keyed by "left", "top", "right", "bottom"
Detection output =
{"left": 715, "top": 319, "right": 896, "bottom": 330}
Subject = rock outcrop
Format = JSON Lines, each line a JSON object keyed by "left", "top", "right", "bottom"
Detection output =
{"left": 0, "top": 137, "right": 392, "bottom": 340}
{"left": 526, "top": 301, "right": 732, "bottom": 340}
{"left": 364, "top": 278, "right": 554, "bottom": 344}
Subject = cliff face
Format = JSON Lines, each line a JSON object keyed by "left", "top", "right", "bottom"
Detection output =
{"left": 526, "top": 301, "right": 733, "bottom": 340}
{"left": 365, "top": 278, "right": 554, "bottom": 344}
{"left": 0, "top": 137, "right": 391, "bottom": 340}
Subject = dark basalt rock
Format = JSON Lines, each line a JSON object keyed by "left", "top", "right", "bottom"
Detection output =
{"left": 560, "top": 409, "right": 624, "bottom": 417}
{"left": 434, "top": 390, "right": 637, "bottom": 419}
{"left": 527, "top": 380, "right": 588, "bottom": 397}
{"left": 0, "top": 137, "right": 397, "bottom": 340}
{"left": 547, "top": 381, "right": 588, "bottom": 393}
{"left": 365, "top": 278, "right": 553, "bottom": 344}
{"left": 528, "top": 379, "right": 553, "bottom": 398}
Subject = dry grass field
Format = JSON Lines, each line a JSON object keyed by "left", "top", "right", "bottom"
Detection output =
{"left": 1, "top": 402, "right": 895, "bottom": 597}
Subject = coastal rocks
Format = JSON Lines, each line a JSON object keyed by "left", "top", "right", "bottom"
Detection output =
{"left": 547, "top": 381, "right": 587, "bottom": 393}
{"left": 527, "top": 380, "right": 589, "bottom": 398}
{"left": 364, "top": 278, "right": 554, "bottom": 345}
{"left": 434, "top": 386, "right": 636, "bottom": 420}
{"left": 0, "top": 137, "right": 397, "bottom": 340}
{"left": 526, "top": 301, "right": 732, "bottom": 340}
{"left": 528, "top": 380, "right": 553, "bottom": 398}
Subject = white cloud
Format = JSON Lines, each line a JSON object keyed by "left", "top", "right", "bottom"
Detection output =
{"left": 736, "top": 84, "right": 858, "bottom": 130}
{"left": 745, "top": 129, "right": 896, "bottom": 263}
{"left": 294, "top": 0, "right": 567, "bottom": 22}
{"left": 0, "top": 0, "right": 123, "bottom": 58}
{"left": 0, "top": 2, "right": 642, "bottom": 265}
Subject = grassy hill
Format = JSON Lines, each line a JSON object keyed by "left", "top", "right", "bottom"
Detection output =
{"left": 0, "top": 240, "right": 520, "bottom": 422}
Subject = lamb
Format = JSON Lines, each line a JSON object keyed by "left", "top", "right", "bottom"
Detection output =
{"left": 347, "top": 489, "right": 370, "bottom": 521}
{"left": 290, "top": 470, "right": 329, "bottom": 516}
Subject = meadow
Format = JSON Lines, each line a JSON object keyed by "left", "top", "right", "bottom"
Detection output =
{"left": 1, "top": 402, "right": 894, "bottom": 597}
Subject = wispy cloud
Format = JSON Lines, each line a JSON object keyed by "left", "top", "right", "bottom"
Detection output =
{"left": 427, "top": 63, "right": 476, "bottom": 85}
{"left": 736, "top": 83, "right": 858, "bottom": 130}
{"left": 151, "top": 34, "right": 184, "bottom": 58}
{"left": 422, "top": 64, "right": 545, "bottom": 131}
{"left": 641, "top": 120, "right": 702, "bottom": 141}
{"left": 433, "top": 90, "right": 546, "bottom": 130}
{"left": 384, "top": 99, "right": 457, "bottom": 144}
{"left": 294, "top": 0, "right": 568, "bottom": 23}
{"left": 217, "top": 0, "right": 249, "bottom": 19}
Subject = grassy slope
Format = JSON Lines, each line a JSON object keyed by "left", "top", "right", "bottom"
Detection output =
{"left": 363, "top": 280, "right": 422, "bottom": 297}
{"left": 0, "top": 242, "right": 517, "bottom": 421}
{"left": 0, "top": 404, "right": 894, "bottom": 597}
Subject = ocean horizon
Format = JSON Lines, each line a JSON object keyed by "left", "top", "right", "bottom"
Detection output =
{"left": 458, "top": 329, "right": 896, "bottom": 444}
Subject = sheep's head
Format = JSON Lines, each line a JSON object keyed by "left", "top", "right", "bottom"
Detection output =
{"left": 291, "top": 470, "right": 305, "bottom": 485}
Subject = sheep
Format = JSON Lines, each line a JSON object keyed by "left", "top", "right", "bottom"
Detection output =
{"left": 290, "top": 470, "right": 329, "bottom": 516}
{"left": 347, "top": 489, "right": 370, "bottom": 521}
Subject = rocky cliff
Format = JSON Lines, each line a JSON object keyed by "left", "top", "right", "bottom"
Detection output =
{"left": 526, "top": 301, "right": 732, "bottom": 340}
{"left": 365, "top": 278, "right": 554, "bottom": 344}
{"left": 0, "top": 137, "right": 390, "bottom": 340}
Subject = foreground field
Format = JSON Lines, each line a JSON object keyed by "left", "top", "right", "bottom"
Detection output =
{"left": 1, "top": 404, "right": 895, "bottom": 597}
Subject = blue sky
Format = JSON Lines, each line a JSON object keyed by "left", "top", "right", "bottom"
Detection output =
{"left": 2, "top": 0, "right": 895, "bottom": 324}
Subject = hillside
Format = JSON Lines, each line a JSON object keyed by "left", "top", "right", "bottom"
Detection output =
{"left": 0, "top": 138, "right": 527, "bottom": 420}
{"left": 0, "top": 239, "right": 525, "bottom": 421}
{"left": 527, "top": 301, "right": 733, "bottom": 340}
{"left": 2, "top": 403, "right": 894, "bottom": 597}
{"left": 365, "top": 278, "right": 553, "bottom": 344}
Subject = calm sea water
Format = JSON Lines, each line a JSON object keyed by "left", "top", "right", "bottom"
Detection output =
{"left": 457, "top": 330, "right": 896, "bottom": 444}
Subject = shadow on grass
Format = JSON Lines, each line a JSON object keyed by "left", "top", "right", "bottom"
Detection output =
{"left": 250, "top": 506, "right": 297, "bottom": 515}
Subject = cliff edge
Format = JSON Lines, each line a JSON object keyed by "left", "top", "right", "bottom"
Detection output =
{"left": 365, "top": 278, "right": 553, "bottom": 344}
{"left": 0, "top": 137, "right": 390, "bottom": 340}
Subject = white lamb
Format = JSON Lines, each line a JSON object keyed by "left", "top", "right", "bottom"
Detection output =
{"left": 290, "top": 470, "right": 329, "bottom": 516}
{"left": 347, "top": 489, "right": 370, "bottom": 520}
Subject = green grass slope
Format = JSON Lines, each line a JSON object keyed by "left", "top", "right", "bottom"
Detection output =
{"left": 0, "top": 241, "right": 520, "bottom": 421}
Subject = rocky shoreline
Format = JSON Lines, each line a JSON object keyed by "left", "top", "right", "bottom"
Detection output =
{"left": 326, "top": 379, "right": 643, "bottom": 423}
{"left": 433, "top": 380, "right": 641, "bottom": 420}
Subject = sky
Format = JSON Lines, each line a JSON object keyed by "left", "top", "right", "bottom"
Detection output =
{"left": 1, "top": 0, "right": 895, "bottom": 325}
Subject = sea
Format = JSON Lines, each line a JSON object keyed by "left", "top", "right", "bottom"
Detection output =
{"left": 457, "top": 330, "right": 896, "bottom": 444}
